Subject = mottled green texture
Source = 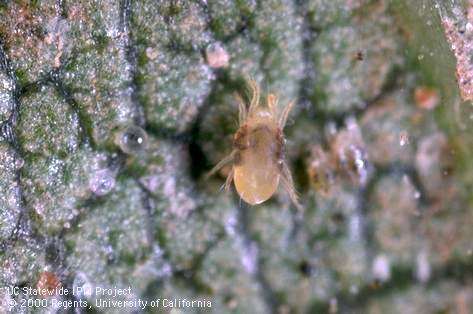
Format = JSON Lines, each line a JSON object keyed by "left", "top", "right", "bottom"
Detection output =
{"left": 0, "top": 70, "right": 13, "bottom": 124}
{"left": 0, "top": 239, "right": 43, "bottom": 285}
{"left": 1, "top": 0, "right": 473, "bottom": 313}
{"left": 251, "top": 0, "right": 303, "bottom": 101}
{"left": 207, "top": 0, "right": 248, "bottom": 39}
{"left": 0, "top": 0, "right": 62, "bottom": 83}
{"left": 310, "top": 3, "right": 401, "bottom": 113}
{"left": 307, "top": 0, "right": 368, "bottom": 28}
{"left": 19, "top": 86, "right": 80, "bottom": 156}
{"left": 369, "top": 174, "right": 420, "bottom": 263}
{"left": 367, "top": 282, "right": 473, "bottom": 313}
{"left": 197, "top": 238, "right": 268, "bottom": 313}
{"left": 21, "top": 149, "right": 100, "bottom": 233}
{"left": 65, "top": 180, "right": 153, "bottom": 298}
{"left": 63, "top": 0, "right": 135, "bottom": 148}
{"left": 132, "top": 1, "right": 215, "bottom": 133}
{"left": 0, "top": 143, "right": 21, "bottom": 239}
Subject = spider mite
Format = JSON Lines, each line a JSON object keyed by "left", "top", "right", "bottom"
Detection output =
{"left": 206, "top": 80, "right": 300, "bottom": 208}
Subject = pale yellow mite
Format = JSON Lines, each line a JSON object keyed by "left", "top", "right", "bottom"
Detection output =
{"left": 206, "top": 80, "right": 299, "bottom": 207}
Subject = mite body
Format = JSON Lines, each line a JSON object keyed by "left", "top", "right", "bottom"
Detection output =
{"left": 207, "top": 80, "right": 299, "bottom": 207}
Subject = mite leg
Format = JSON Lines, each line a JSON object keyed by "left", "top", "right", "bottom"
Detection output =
{"left": 280, "top": 161, "right": 302, "bottom": 211}
{"left": 279, "top": 100, "right": 295, "bottom": 128}
{"left": 204, "top": 152, "right": 235, "bottom": 180}
{"left": 235, "top": 93, "right": 247, "bottom": 124}
{"left": 222, "top": 168, "right": 234, "bottom": 191}
{"left": 267, "top": 94, "right": 278, "bottom": 117}
{"left": 248, "top": 80, "right": 260, "bottom": 115}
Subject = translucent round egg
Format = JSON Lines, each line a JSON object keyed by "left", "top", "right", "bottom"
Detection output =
{"left": 117, "top": 125, "right": 148, "bottom": 155}
{"left": 89, "top": 168, "right": 116, "bottom": 196}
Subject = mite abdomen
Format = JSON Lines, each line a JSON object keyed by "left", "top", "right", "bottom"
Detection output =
{"left": 234, "top": 162, "right": 280, "bottom": 205}
{"left": 233, "top": 120, "right": 281, "bottom": 205}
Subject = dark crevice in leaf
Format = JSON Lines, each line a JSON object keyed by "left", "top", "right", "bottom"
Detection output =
{"left": 48, "top": 69, "right": 97, "bottom": 149}
{"left": 121, "top": 0, "right": 146, "bottom": 127}
{"left": 173, "top": 229, "right": 226, "bottom": 294}
{"left": 0, "top": 40, "right": 41, "bottom": 252}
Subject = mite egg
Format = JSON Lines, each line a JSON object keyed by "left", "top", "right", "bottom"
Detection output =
{"left": 206, "top": 80, "right": 299, "bottom": 207}
{"left": 331, "top": 119, "right": 369, "bottom": 185}
{"left": 414, "top": 86, "right": 439, "bottom": 110}
{"left": 89, "top": 168, "right": 116, "bottom": 196}
{"left": 206, "top": 42, "right": 230, "bottom": 69}
{"left": 37, "top": 271, "right": 61, "bottom": 296}
{"left": 306, "top": 119, "right": 370, "bottom": 195}
{"left": 117, "top": 125, "right": 148, "bottom": 155}
{"left": 307, "top": 145, "right": 334, "bottom": 195}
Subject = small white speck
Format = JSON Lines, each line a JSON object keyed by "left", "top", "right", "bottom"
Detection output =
{"left": 415, "top": 250, "right": 431, "bottom": 283}
{"left": 372, "top": 255, "right": 391, "bottom": 282}
{"left": 348, "top": 214, "right": 362, "bottom": 241}
{"left": 355, "top": 159, "right": 364, "bottom": 168}
{"left": 241, "top": 242, "right": 258, "bottom": 274}
{"left": 349, "top": 285, "right": 359, "bottom": 295}
{"left": 399, "top": 131, "right": 409, "bottom": 146}
{"left": 224, "top": 214, "right": 238, "bottom": 237}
